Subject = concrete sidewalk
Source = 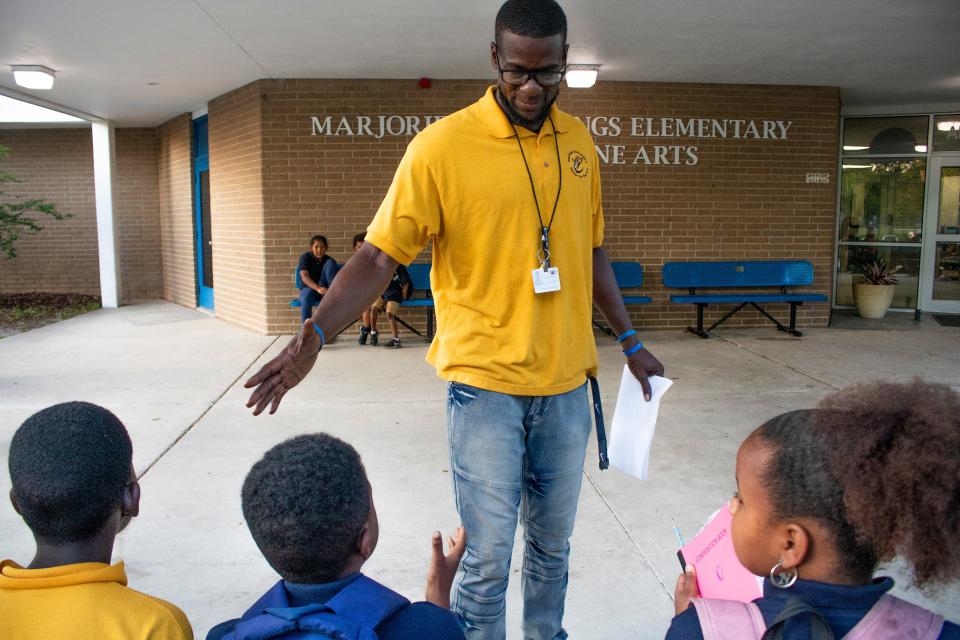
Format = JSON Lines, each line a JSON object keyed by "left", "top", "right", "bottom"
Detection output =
{"left": 1, "top": 301, "right": 958, "bottom": 639}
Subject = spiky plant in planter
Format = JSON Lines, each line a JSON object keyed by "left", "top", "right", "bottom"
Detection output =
{"left": 854, "top": 259, "right": 902, "bottom": 318}
{"left": 861, "top": 259, "right": 902, "bottom": 285}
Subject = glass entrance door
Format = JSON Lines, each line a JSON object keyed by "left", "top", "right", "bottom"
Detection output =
{"left": 920, "top": 158, "right": 960, "bottom": 314}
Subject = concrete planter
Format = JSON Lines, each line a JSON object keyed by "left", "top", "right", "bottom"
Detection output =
{"left": 853, "top": 282, "right": 896, "bottom": 318}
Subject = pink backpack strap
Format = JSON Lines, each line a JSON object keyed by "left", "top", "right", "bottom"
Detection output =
{"left": 844, "top": 594, "right": 945, "bottom": 640}
{"left": 691, "top": 597, "right": 766, "bottom": 640}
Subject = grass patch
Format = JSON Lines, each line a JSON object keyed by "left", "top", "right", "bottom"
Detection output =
{"left": 0, "top": 293, "right": 101, "bottom": 338}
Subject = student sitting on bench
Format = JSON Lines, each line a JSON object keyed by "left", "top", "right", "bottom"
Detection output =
{"left": 298, "top": 234, "right": 341, "bottom": 325}
{"left": 375, "top": 264, "right": 411, "bottom": 349}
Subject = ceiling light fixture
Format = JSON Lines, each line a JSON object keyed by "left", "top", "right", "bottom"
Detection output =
{"left": 842, "top": 145, "right": 868, "bottom": 151}
{"left": 12, "top": 65, "right": 56, "bottom": 90}
{"left": 914, "top": 145, "right": 928, "bottom": 153}
{"left": 937, "top": 120, "right": 960, "bottom": 132}
{"left": 565, "top": 64, "right": 600, "bottom": 89}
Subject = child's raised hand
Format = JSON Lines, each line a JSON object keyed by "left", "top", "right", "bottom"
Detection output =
{"left": 424, "top": 526, "right": 466, "bottom": 609}
{"left": 673, "top": 565, "right": 699, "bottom": 616}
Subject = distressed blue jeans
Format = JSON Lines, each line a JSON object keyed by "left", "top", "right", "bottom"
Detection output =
{"left": 447, "top": 381, "right": 591, "bottom": 640}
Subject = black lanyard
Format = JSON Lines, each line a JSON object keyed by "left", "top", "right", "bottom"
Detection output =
{"left": 513, "top": 115, "right": 563, "bottom": 270}
{"left": 589, "top": 376, "right": 609, "bottom": 470}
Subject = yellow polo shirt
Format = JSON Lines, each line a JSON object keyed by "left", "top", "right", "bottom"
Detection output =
{"left": 367, "top": 86, "right": 604, "bottom": 395}
{"left": 0, "top": 560, "right": 193, "bottom": 639}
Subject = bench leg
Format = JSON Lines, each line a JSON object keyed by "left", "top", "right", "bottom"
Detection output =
{"left": 748, "top": 302, "right": 802, "bottom": 337}
{"left": 701, "top": 302, "right": 748, "bottom": 336}
{"left": 395, "top": 315, "right": 423, "bottom": 338}
{"left": 686, "top": 303, "right": 711, "bottom": 338}
{"left": 592, "top": 319, "right": 615, "bottom": 337}
{"left": 427, "top": 309, "right": 435, "bottom": 342}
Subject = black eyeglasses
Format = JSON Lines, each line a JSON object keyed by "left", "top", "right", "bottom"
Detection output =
{"left": 493, "top": 45, "right": 565, "bottom": 87}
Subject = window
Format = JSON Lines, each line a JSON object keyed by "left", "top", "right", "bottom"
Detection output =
{"left": 932, "top": 114, "right": 960, "bottom": 152}
{"left": 839, "top": 159, "right": 925, "bottom": 244}
{"left": 836, "top": 117, "right": 927, "bottom": 309}
{"left": 843, "top": 116, "right": 929, "bottom": 155}
{"left": 835, "top": 245, "right": 921, "bottom": 308}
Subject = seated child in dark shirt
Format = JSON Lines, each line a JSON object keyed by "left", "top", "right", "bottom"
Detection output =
{"left": 667, "top": 379, "right": 960, "bottom": 640}
{"left": 297, "top": 234, "right": 341, "bottom": 325}
{"left": 207, "top": 433, "right": 466, "bottom": 640}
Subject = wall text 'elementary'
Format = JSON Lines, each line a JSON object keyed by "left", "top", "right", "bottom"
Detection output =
{"left": 309, "top": 115, "right": 793, "bottom": 167}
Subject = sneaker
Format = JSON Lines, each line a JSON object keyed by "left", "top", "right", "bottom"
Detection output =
{"left": 385, "top": 337, "right": 402, "bottom": 349}
{"left": 358, "top": 326, "right": 370, "bottom": 345}
{"left": 370, "top": 331, "right": 379, "bottom": 347}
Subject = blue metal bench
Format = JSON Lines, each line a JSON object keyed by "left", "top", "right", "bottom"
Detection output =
{"left": 661, "top": 260, "right": 827, "bottom": 338}
{"left": 594, "top": 261, "right": 652, "bottom": 336}
{"left": 289, "top": 268, "right": 312, "bottom": 310}
{"left": 400, "top": 262, "right": 435, "bottom": 341}
{"left": 291, "top": 264, "right": 434, "bottom": 341}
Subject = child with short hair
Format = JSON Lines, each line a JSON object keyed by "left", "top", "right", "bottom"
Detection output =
{"left": 376, "top": 264, "right": 411, "bottom": 349}
{"left": 1, "top": 401, "right": 193, "bottom": 640}
{"left": 207, "top": 433, "right": 465, "bottom": 640}
{"left": 668, "top": 379, "right": 960, "bottom": 639}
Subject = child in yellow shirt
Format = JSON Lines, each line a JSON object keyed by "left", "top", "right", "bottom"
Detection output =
{"left": 0, "top": 401, "right": 193, "bottom": 639}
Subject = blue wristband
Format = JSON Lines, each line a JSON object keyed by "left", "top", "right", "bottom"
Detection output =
{"left": 312, "top": 323, "right": 326, "bottom": 346}
{"left": 623, "top": 342, "right": 644, "bottom": 357}
{"left": 617, "top": 329, "right": 637, "bottom": 342}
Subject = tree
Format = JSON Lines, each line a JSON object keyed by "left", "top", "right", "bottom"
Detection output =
{"left": 0, "top": 144, "right": 68, "bottom": 259}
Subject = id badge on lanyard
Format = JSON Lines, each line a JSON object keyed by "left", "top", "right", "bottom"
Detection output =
{"left": 513, "top": 116, "right": 564, "bottom": 295}
{"left": 532, "top": 266, "right": 561, "bottom": 293}
{"left": 532, "top": 225, "right": 561, "bottom": 293}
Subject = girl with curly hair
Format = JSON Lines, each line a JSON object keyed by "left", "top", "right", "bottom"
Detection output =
{"left": 667, "top": 379, "right": 960, "bottom": 639}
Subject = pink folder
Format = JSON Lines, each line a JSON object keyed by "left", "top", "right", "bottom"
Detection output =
{"left": 679, "top": 505, "right": 763, "bottom": 602}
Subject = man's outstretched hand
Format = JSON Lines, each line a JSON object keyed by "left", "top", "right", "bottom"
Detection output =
{"left": 244, "top": 318, "right": 322, "bottom": 415}
{"left": 628, "top": 347, "right": 665, "bottom": 402}
{"left": 425, "top": 527, "right": 466, "bottom": 609}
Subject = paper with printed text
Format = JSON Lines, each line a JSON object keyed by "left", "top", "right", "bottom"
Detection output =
{"left": 608, "top": 366, "right": 672, "bottom": 480}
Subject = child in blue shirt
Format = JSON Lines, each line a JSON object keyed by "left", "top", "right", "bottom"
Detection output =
{"left": 668, "top": 379, "right": 960, "bottom": 640}
{"left": 207, "top": 433, "right": 465, "bottom": 640}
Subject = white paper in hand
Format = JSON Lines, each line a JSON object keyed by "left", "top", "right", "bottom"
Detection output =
{"left": 608, "top": 365, "right": 672, "bottom": 480}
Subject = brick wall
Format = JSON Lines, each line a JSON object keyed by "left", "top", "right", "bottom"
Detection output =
{"left": 258, "top": 79, "right": 487, "bottom": 335}
{"left": 1, "top": 79, "right": 840, "bottom": 336}
{"left": 251, "top": 79, "right": 839, "bottom": 335}
{"left": 563, "top": 83, "right": 839, "bottom": 331}
{"left": 208, "top": 83, "right": 269, "bottom": 333}
{"left": 158, "top": 115, "right": 197, "bottom": 308}
{"left": 0, "top": 127, "right": 164, "bottom": 302}
{"left": 116, "top": 128, "right": 163, "bottom": 300}
{"left": 0, "top": 128, "right": 97, "bottom": 296}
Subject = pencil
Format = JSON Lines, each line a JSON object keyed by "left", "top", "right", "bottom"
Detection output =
{"left": 672, "top": 519, "right": 685, "bottom": 547}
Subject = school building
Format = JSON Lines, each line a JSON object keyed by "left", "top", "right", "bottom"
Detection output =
{"left": 1, "top": 2, "right": 958, "bottom": 335}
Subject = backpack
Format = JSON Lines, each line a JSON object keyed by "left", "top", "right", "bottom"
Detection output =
{"left": 691, "top": 594, "right": 945, "bottom": 640}
{"left": 219, "top": 575, "right": 410, "bottom": 640}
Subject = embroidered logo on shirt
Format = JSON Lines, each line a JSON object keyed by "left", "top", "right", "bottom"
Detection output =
{"left": 568, "top": 150, "right": 588, "bottom": 178}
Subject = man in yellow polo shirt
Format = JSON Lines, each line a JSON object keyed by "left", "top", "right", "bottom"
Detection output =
{"left": 245, "top": 1, "right": 663, "bottom": 638}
